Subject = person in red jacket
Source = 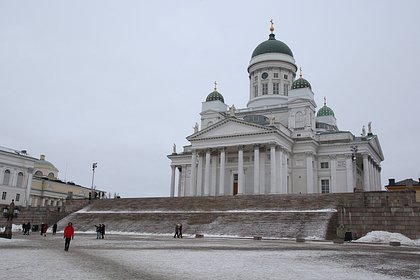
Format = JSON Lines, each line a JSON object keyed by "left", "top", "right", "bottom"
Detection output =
{"left": 63, "top": 222, "right": 74, "bottom": 251}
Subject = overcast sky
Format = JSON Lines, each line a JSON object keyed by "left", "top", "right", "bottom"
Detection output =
{"left": 1, "top": 0, "right": 419, "bottom": 197}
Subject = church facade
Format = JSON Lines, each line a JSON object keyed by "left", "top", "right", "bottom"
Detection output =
{"left": 168, "top": 23, "right": 384, "bottom": 197}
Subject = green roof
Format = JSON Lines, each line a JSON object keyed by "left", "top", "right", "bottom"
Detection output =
{"left": 317, "top": 105, "right": 335, "bottom": 117}
{"left": 292, "top": 77, "right": 311, "bottom": 89}
{"left": 206, "top": 90, "right": 225, "bottom": 103}
{"left": 251, "top": 33, "right": 293, "bottom": 58}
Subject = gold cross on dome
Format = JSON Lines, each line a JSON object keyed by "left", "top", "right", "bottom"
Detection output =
{"left": 270, "top": 19, "right": 274, "bottom": 33}
{"left": 214, "top": 81, "right": 217, "bottom": 91}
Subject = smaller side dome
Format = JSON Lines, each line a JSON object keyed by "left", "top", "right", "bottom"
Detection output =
{"left": 206, "top": 90, "right": 224, "bottom": 103}
{"left": 292, "top": 67, "right": 311, "bottom": 89}
{"left": 205, "top": 81, "right": 225, "bottom": 103}
{"left": 317, "top": 97, "right": 335, "bottom": 117}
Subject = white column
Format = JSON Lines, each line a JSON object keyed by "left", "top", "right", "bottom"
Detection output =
{"left": 182, "top": 165, "right": 188, "bottom": 196}
{"left": 278, "top": 147, "right": 285, "bottom": 193}
{"left": 190, "top": 150, "right": 197, "bottom": 196}
{"left": 170, "top": 165, "right": 176, "bottom": 197}
{"left": 204, "top": 149, "right": 211, "bottom": 196}
{"left": 371, "top": 162, "right": 376, "bottom": 191}
{"left": 254, "top": 144, "right": 260, "bottom": 194}
{"left": 219, "top": 148, "right": 226, "bottom": 195}
{"left": 306, "top": 152, "right": 314, "bottom": 193}
{"left": 378, "top": 166, "right": 382, "bottom": 190}
{"left": 211, "top": 153, "right": 217, "bottom": 196}
{"left": 330, "top": 155, "right": 337, "bottom": 193}
{"left": 238, "top": 146, "right": 244, "bottom": 195}
{"left": 363, "top": 154, "right": 370, "bottom": 191}
{"left": 372, "top": 161, "right": 375, "bottom": 190}
{"left": 177, "top": 166, "right": 183, "bottom": 197}
{"left": 270, "top": 144, "right": 277, "bottom": 194}
{"left": 282, "top": 151, "right": 288, "bottom": 193}
{"left": 346, "top": 155, "right": 353, "bottom": 192}
{"left": 197, "top": 153, "right": 204, "bottom": 196}
{"left": 260, "top": 149, "right": 266, "bottom": 194}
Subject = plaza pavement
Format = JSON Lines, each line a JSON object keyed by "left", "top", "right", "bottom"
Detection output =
{"left": 1, "top": 232, "right": 419, "bottom": 280}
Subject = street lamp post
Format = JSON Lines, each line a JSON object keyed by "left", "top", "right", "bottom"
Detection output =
{"left": 0, "top": 199, "right": 19, "bottom": 239}
{"left": 91, "top": 162, "right": 98, "bottom": 199}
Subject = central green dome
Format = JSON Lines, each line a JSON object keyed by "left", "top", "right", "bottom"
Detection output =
{"left": 252, "top": 33, "right": 293, "bottom": 58}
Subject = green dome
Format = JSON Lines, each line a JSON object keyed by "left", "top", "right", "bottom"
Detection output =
{"left": 251, "top": 33, "right": 293, "bottom": 58}
{"left": 206, "top": 90, "right": 225, "bottom": 103}
{"left": 292, "top": 77, "right": 311, "bottom": 89}
{"left": 317, "top": 105, "right": 335, "bottom": 117}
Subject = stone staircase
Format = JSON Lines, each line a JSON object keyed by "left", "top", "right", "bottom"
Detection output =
{"left": 56, "top": 194, "right": 339, "bottom": 239}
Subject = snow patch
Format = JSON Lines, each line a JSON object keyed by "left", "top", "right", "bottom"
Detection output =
{"left": 354, "top": 231, "right": 420, "bottom": 246}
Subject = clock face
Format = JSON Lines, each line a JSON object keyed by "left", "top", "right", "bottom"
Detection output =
{"left": 261, "top": 72, "right": 268, "bottom": 79}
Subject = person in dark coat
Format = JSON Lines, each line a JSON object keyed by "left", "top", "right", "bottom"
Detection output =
{"left": 178, "top": 224, "right": 183, "bottom": 238}
{"left": 95, "top": 224, "right": 101, "bottom": 239}
{"left": 52, "top": 223, "right": 57, "bottom": 235}
{"left": 43, "top": 223, "right": 48, "bottom": 237}
{"left": 101, "top": 224, "right": 105, "bottom": 239}
{"left": 40, "top": 223, "right": 45, "bottom": 235}
{"left": 174, "top": 224, "right": 179, "bottom": 238}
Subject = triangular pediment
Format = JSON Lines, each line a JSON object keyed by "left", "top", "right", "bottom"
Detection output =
{"left": 188, "top": 118, "right": 274, "bottom": 141}
{"left": 368, "top": 135, "right": 384, "bottom": 161}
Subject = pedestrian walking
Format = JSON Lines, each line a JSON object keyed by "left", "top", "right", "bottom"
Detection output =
{"left": 43, "top": 223, "right": 48, "bottom": 237}
{"left": 63, "top": 222, "right": 74, "bottom": 251}
{"left": 95, "top": 224, "right": 101, "bottom": 239}
{"left": 52, "top": 223, "right": 57, "bottom": 235}
{"left": 174, "top": 224, "right": 179, "bottom": 238}
{"left": 179, "top": 224, "right": 183, "bottom": 238}
{"left": 101, "top": 224, "right": 105, "bottom": 239}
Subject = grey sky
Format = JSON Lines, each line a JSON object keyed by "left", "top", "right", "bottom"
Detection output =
{"left": 1, "top": 0, "right": 419, "bottom": 197}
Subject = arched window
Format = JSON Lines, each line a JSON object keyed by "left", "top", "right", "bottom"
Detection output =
{"left": 3, "top": 170, "right": 11, "bottom": 186}
{"left": 47, "top": 172, "right": 55, "bottom": 179}
{"left": 35, "top": 171, "right": 43, "bottom": 177}
{"left": 295, "top": 111, "right": 304, "bottom": 128}
{"left": 16, "top": 172, "right": 24, "bottom": 188}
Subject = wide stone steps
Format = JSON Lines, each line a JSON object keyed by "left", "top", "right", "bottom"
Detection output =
{"left": 57, "top": 194, "right": 339, "bottom": 239}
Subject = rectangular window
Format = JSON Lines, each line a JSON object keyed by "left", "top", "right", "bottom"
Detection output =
{"left": 254, "top": 85, "right": 258, "bottom": 96}
{"left": 284, "top": 74, "right": 288, "bottom": 80}
{"left": 274, "top": 73, "right": 279, "bottom": 78}
{"left": 283, "top": 84, "right": 289, "bottom": 96}
{"left": 15, "top": 193, "right": 20, "bottom": 202}
{"left": 1, "top": 192, "right": 6, "bottom": 200}
{"left": 262, "top": 83, "right": 268, "bottom": 95}
{"left": 273, "top": 83, "right": 279, "bottom": 94}
{"left": 320, "top": 162, "right": 329, "bottom": 169}
{"left": 321, "top": 179, "right": 330, "bottom": 193}
{"left": 254, "top": 76, "right": 258, "bottom": 82}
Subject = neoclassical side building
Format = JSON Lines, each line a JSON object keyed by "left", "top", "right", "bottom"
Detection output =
{"left": 168, "top": 23, "right": 384, "bottom": 197}
{"left": 0, "top": 146, "right": 36, "bottom": 206}
{"left": 1, "top": 146, "right": 106, "bottom": 207}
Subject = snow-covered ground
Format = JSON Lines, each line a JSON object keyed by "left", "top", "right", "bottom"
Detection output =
{"left": 1, "top": 230, "right": 419, "bottom": 280}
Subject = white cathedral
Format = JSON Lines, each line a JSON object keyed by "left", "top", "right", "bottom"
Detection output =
{"left": 168, "top": 23, "right": 384, "bottom": 197}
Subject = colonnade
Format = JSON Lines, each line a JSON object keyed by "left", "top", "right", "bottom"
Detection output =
{"left": 170, "top": 143, "right": 289, "bottom": 197}
{"left": 363, "top": 154, "right": 382, "bottom": 191}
